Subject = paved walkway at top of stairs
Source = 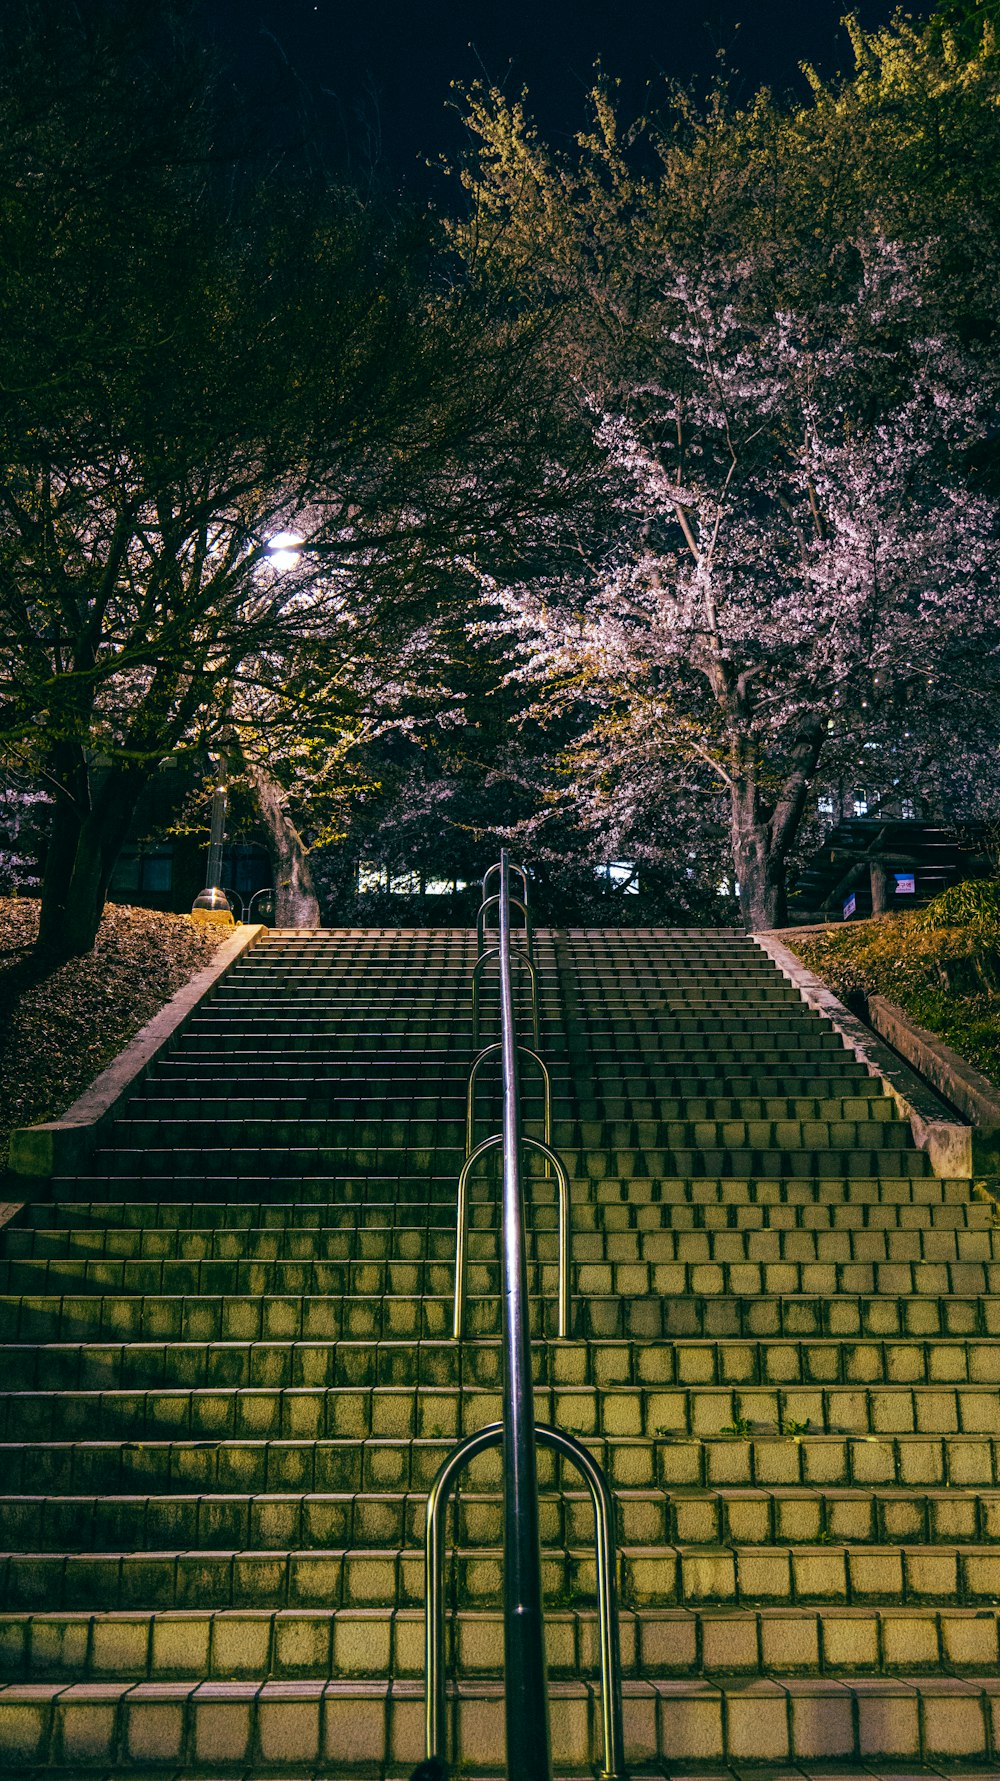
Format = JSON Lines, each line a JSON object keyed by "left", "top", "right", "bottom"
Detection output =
{"left": 1, "top": 924, "right": 997, "bottom": 1778}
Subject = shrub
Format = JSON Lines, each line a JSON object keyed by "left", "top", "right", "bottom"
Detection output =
{"left": 915, "top": 878, "right": 1000, "bottom": 930}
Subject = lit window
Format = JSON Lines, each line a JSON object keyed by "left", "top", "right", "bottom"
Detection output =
{"left": 595, "top": 860, "right": 638, "bottom": 893}
{"left": 853, "top": 795, "right": 869, "bottom": 817}
{"left": 817, "top": 795, "right": 834, "bottom": 816}
{"left": 358, "top": 862, "right": 387, "bottom": 893}
{"left": 901, "top": 799, "right": 916, "bottom": 820}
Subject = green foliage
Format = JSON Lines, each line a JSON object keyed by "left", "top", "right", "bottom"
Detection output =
{"left": 791, "top": 894, "right": 1000, "bottom": 1084}
{"left": 779, "top": 1417, "right": 812, "bottom": 1439}
{"left": 929, "top": 0, "right": 1000, "bottom": 57}
{"left": 915, "top": 877, "right": 1000, "bottom": 929}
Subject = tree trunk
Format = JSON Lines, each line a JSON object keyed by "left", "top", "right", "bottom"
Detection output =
{"left": 250, "top": 765, "right": 321, "bottom": 927}
{"left": 36, "top": 791, "right": 84, "bottom": 954}
{"left": 870, "top": 857, "right": 890, "bottom": 916}
{"left": 731, "top": 791, "right": 788, "bottom": 931}
{"left": 728, "top": 721, "right": 826, "bottom": 933}
{"left": 36, "top": 763, "right": 150, "bottom": 959}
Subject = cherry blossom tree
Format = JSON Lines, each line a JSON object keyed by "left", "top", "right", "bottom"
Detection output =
{"left": 453, "top": 15, "right": 1000, "bottom": 927}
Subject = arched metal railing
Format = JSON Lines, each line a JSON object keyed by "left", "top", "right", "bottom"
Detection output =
{"left": 466, "top": 1040, "right": 550, "bottom": 1160}
{"left": 472, "top": 944, "right": 539, "bottom": 1049}
{"left": 414, "top": 851, "right": 627, "bottom": 1781}
{"left": 452, "top": 1132, "right": 570, "bottom": 1341}
{"left": 423, "top": 1421, "right": 626, "bottom": 1781}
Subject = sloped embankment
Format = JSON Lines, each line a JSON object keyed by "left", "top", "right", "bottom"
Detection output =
{"left": 788, "top": 880, "right": 1000, "bottom": 1090}
{"left": 0, "top": 899, "right": 226, "bottom": 1170}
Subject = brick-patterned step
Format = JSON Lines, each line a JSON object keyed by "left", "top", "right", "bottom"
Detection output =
{"left": 4, "top": 1671, "right": 1000, "bottom": 1771}
{"left": 0, "top": 925, "right": 983, "bottom": 1775}
{"left": 5, "top": 1602, "right": 1000, "bottom": 1682}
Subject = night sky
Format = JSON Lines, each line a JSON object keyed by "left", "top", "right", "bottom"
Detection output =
{"left": 203, "top": 0, "right": 935, "bottom": 190}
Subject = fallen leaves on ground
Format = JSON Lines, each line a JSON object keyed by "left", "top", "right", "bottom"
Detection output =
{"left": 0, "top": 899, "right": 227, "bottom": 1171}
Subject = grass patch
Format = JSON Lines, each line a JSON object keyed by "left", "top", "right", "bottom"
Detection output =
{"left": 788, "top": 882, "right": 1000, "bottom": 1089}
{"left": 0, "top": 899, "right": 228, "bottom": 1172}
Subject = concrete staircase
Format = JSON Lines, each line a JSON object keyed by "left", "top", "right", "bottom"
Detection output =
{"left": 1, "top": 925, "right": 999, "bottom": 1777}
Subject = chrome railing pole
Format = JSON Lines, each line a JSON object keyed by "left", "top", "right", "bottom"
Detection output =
{"left": 535, "top": 1425, "right": 626, "bottom": 1781}
{"left": 466, "top": 1043, "right": 552, "bottom": 1171}
{"left": 453, "top": 1134, "right": 502, "bottom": 1342}
{"left": 497, "top": 847, "right": 552, "bottom": 1779}
{"left": 423, "top": 1421, "right": 628, "bottom": 1781}
{"left": 424, "top": 853, "right": 628, "bottom": 1780}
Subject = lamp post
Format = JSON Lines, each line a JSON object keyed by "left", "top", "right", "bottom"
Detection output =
{"left": 190, "top": 534, "right": 313, "bottom": 928}
{"left": 191, "top": 749, "right": 235, "bottom": 925}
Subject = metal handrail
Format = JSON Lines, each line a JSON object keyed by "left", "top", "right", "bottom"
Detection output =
{"left": 466, "top": 1040, "right": 551, "bottom": 1159}
{"left": 482, "top": 859, "right": 529, "bottom": 904}
{"left": 477, "top": 889, "right": 534, "bottom": 961}
{"left": 472, "top": 944, "right": 540, "bottom": 1048}
{"left": 423, "top": 1420, "right": 626, "bottom": 1781}
{"left": 452, "top": 1132, "right": 570, "bottom": 1341}
{"left": 417, "top": 850, "right": 627, "bottom": 1781}
{"left": 493, "top": 849, "right": 550, "bottom": 1775}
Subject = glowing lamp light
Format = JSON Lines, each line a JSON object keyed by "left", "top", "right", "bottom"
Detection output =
{"left": 265, "top": 531, "right": 304, "bottom": 570}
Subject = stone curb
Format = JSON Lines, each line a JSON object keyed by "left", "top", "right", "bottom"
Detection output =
{"left": 867, "top": 993, "right": 1000, "bottom": 1173}
{"left": 7, "top": 923, "right": 267, "bottom": 1183}
{"left": 753, "top": 932, "right": 974, "bottom": 1180}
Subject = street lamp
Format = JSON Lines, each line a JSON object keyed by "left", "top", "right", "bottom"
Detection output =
{"left": 264, "top": 531, "right": 304, "bottom": 570}
{"left": 190, "top": 531, "right": 315, "bottom": 928}
{"left": 191, "top": 749, "right": 235, "bottom": 925}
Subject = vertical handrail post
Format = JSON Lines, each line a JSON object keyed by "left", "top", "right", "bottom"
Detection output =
{"left": 497, "top": 848, "right": 552, "bottom": 1779}
{"left": 423, "top": 854, "right": 629, "bottom": 1781}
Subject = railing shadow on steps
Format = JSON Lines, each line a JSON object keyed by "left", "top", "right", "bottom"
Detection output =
{"left": 413, "top": 851, "right": 628, "bottom": 1781}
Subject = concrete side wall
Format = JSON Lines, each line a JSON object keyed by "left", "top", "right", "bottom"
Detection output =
{"left": 754, "top": 932, "right": 975, "bottom": 1179}
{"left": 867, "top": 994, "right": 1000, "bottom": 1173}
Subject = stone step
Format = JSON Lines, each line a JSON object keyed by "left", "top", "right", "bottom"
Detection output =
{"left": 7, "top": 1287, "right": 1000, "bottom": 1344}
{"left": 4, "top": 1601, "right": 1000, "bottom": 1684}
{"left": 5, "top": 1537, "right": 1000, "bottom": 1612}
{"left": 106, "top": 1114, "right": 909, "bottom": 1149}
{"left": 87, "top": 1148, "right": 935, "bottom": 1183}
{"left": 7, "top": 1199, "right": 991, "bottom": 1255}
{"left": 7, "top": 1228, "right": 995, "bottom": 1292}
{"left": 208, "top": 991, "right": 803, "bottom": 1012}
{"left": 4, "top": 1257, "right": 998, "bottom": 1310}
{"left": 178, "top": 1033, "right": 853, "bottom": 1059}
{"left": 4, "top": 1377, "right": 1000, "bottom": 1442}
{"left": 178, "top": 1017, "right": 849, "bottom": 1041}
{"left": 127, "top": 1093, "right": 898, "bottom": 1123}
{"left": 31, "top": 1175, "right": 981, "bottom": 1221}
{"left": 2, "top": 1480, "right": 999, "bottom": 1552}
{"left": 45, "top": 1173, "right": 968, "bottom": 1209}
{"left": 4, "top": 1667, "right": 1000, "bottom": 1772}
{"left": 5, "top": 1428, "right": 999, "bottom": 1494}
{"left": 5, "top": 1329, "right": 1000, "bottom": 1388}
{"left": 32, "top": 1592, "right": 1000, "bottom": 1680}
{"left": 154, "top": 1061, "right": 872, "bottom": 1088}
